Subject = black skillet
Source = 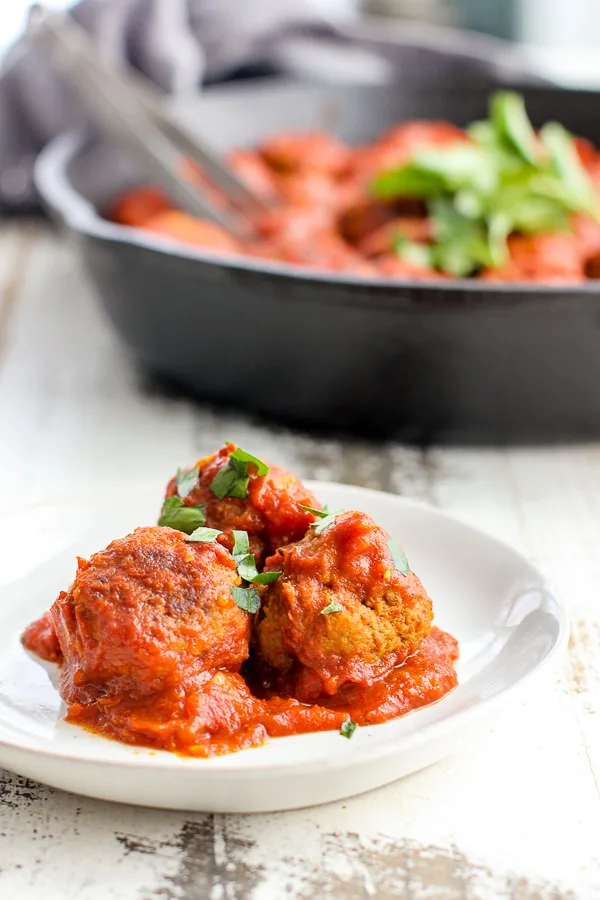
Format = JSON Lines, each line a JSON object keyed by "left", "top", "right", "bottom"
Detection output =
{"left": 34, "top": 81, "right": 600, "bottom": 442}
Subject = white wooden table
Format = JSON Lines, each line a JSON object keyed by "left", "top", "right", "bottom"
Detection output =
{"left": 1, "top": 222, "right": 599, "bottom": 900}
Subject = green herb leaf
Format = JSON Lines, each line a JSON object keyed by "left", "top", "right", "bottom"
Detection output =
{"left": 371, "top": 91, "right": 600, "bottom": 277}
{"left": 231, "top": 530, "right": 281, "bottom": 584}
{"left": 540, "top": 122, "right": 599, "bottom": 219}
{"left": 394, "top": 235, "right": 435, "bottom": 270}
{"left": 186, "top": 526, "right": 223, "bottom": 543}
{"left": 486, "top": 211, "right": 512, "bottom": 268}
{"left": 340, "top": 720, "right": 358, "bottom": 739}
{"left": 230, "top": 447, "right": 269, "bottom": 476}
{"left": 175, "top": 466, "right": 200, "bottom": 499}
{"left": 210, "top": 447, "right": 268, "bottom": 500}
{"left": 158, "top": 496, "right": 206, "bottom": 534}
{"left": 231, "top": 585, "right": 262, "bottom": 614}
{"left": 210, "top": 464, "right": 246, "bottom": 500}
{"left": 491, "top": 91, "right": 537, "bottom": 165}
{"left": 299, "top": 503, "right": 331, "bottom": 518}
{"left": 321, "top": 600, "right": 344, "bottom": 614}
{"left": 387, "top": 538, "right": 410, "bottom": 576}
{"left": 310, "top": 509, "right": 344, "bottom": 535}
{"left": 232, "top": 529, "right": 251, "bottom": 558}
{"left": 430, "top": 199, "right": 492, "bottom": 277}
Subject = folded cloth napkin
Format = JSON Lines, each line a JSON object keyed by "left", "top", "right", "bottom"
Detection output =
{"left": 0, "top": 0, "right": 543, "bottom": 211}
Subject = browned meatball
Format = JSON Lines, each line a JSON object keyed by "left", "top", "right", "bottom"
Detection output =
{"left": 163, "top": 443, "right": 320, "bottom": 564}
{"left": 51, "top": 526, "right": 249, "bottom": 705}
{"left": 255, "top": 510, "right": 433, "bottom": 701}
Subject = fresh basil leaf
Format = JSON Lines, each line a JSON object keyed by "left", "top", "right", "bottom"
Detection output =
{"left": 387, "top": 538, "right": 410, "bottom": 576}
{"left": 299, "top": 503, "right": 331, "bottom": 518}
{"left": 340, "top": 720, "right": 358, "bottom": 739}
{"left": 230, "top": 448, "right": 269, "bottom": 476}
{"left": 158, "top": 497, "right": 206, "bottom": 534}
{"left": 186, "top": 526, "right": 223, "bottom": 543}
{"left": 232, "top": 530, "right": 250, "bottom": 558}
{"left": 231, "top": 585, "right": 262, "bottom": 614}
{"left": 491, "top": 91, "right": 537, "bottom": 165}
{"left": 175, "top": 466, "right": 199, "bottom": 499}
{"left": 321, "top": 600, "right": 344, "bottom": 614}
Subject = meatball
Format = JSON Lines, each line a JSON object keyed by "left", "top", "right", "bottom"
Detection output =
{"left": 51, "top": 526, "right": 249, "bottom": 705}
{"left": 255, "top": 510, "right": 433, "bottom": 701}
{"left": 163, "top": 443, "right": 320, "bottom": 563}
{"left": 259, "top": 131, "right": 351, "bottom": 176}
{"left": 142, "top": 211, "right": 243, "bottom": 255}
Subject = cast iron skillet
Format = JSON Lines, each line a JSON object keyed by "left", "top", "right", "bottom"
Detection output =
{"left": 35, "top": 81, "right": 600, "bottom": 442}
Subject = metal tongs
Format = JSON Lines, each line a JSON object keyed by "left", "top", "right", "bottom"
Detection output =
{"left": 27, "top": 5, "right": 268, "bottom": 238}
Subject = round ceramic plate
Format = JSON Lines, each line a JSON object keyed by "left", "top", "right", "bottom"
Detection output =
{"left": 0, "top": 482, "right": 567, "bottom": 813}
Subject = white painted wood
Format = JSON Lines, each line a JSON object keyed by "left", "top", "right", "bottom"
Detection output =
{"left": 1, "top": 223, "right": 599, "bottom": 898}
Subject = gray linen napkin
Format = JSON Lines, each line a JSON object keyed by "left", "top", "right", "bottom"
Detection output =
{"left": 0, "top": 0, "right": 543, "bottom": 210}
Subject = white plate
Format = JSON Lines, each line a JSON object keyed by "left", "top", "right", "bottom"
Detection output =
{"left": 0, "top": 482, "right": 567, "bottom": 812}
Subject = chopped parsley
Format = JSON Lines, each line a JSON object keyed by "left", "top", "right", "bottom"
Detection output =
{"left": 299, "top": 503, "right": 331, "bottom": 518}
{"left": 175, "top": 466, "right": 200, "bottom": 499}
{"left": 186, "top": 526, "right": 222, "bottom": 543}
{"left": 229, "top": 528, "right": 281, "bottom": 612}
{"left": 231, "top": 585, "right": 262, "bottom": 614}
{"left": 340, "top": 720, "right": 358, "bottom": 739}
{"left": 312, "top": 511, "right": 344, "bottom": 535}
{"left": 158, "top": 496, "right": 206, "bottom": 535}
{"left": 372, "top": 90, "right": 600, "bottom": 277}
{"left": 386, "top": 538, "right": 410, "bottom": 576}
{"left": 210, "top": 447, "right": 269, "bottom": 501}
{"left": 321, "top": 600, "right": 344, "bottom": 614}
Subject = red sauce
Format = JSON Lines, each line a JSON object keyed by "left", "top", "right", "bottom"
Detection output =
{"left": 23, "top": 624, "right": 457, "bottom": 757}
{"left": 21, "top": 611, "right": 62, "bottom": 664}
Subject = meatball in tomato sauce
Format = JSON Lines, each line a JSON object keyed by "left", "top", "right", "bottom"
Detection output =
{"left": 162, "top": 443, "right": 320, "bottom": 564}
{"left": 50, "top": 526, "right": 249, "bottom": 705}
{"left": 255, "top": 510, "right": 433, "bottom": 701}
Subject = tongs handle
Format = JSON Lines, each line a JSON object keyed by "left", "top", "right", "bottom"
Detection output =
{"left": 28, "top": 7, "right": 264, "bottom": 239}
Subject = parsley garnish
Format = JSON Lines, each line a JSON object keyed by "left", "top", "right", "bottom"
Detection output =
{"left": 309, "top": 508, "right": 344, "bottom": 535}
{"left": 340, "top": 720, "right": 358, "bottom": 739}
{"left": 299, "top": 503, "right": 330, "bottom": 518}
{"left": 210, "top": 447, "right": 269, "bottom": 500}
{"left": 386, "top": 538, "right": 410, "bottom": 576}
{"left": 230, "top": 529, "right": 281, "bottom": 612}
{"left": 158, "top": 496, "right": 206, "bottom": 534}
{"left": 321, "top": 600, "right": 344, "bottom": 614}
{"left": 186, "top": 526, "right": 223, "bottom": 543}
{"left": 231, "top": 585, "right": 262, "bottom": 614}
{"left": 372, "top": 90, "right": 600, "bottom": 277}
{"left": 175, "top": 466, "right": 199, "bottom": 499}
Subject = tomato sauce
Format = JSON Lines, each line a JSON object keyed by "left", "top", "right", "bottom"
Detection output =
{"left": 22, "top": 623, "right": 457, "bottom": 757}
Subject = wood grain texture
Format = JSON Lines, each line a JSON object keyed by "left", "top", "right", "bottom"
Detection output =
{"left": 1, "top": 224, "right": 599, "bottom": 899}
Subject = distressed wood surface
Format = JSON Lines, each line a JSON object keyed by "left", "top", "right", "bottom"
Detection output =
{"left": 1, "top": 223, "right": 599, "bottom": 899}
